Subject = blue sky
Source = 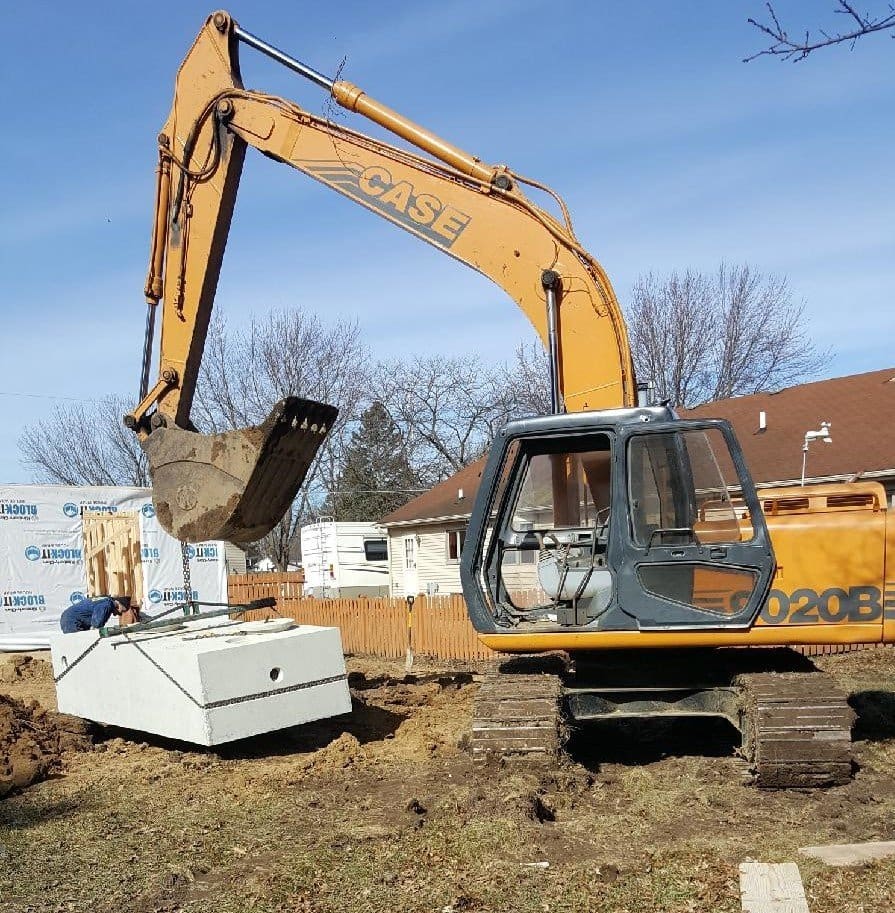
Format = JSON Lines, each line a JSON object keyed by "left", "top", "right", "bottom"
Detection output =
{"left": 2, "top": 1, "right": 892, "bottom": 483}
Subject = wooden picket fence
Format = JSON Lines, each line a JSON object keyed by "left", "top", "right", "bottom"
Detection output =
{"left": 226, "top": 573, "right": 877, "bottom": 663}
{"left": 228, "top": 571, "right": 305, "bottom": 603}
{"left": 228, "top": 573, "right": 496, "bottom": 662}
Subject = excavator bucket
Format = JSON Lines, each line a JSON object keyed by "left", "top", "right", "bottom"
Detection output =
{"left": 141, "top": 397, "right": 338, "bottom": 545}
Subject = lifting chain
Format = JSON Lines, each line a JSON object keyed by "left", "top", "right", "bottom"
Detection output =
{"left": 180, "top": 541, "right": 196, "bottom": 614}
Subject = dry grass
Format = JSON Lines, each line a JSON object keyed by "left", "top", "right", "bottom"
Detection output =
{"left": 1, "top": 649, "right": 895, "bottom": 912}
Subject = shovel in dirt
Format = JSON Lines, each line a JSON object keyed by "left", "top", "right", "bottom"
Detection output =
{"left": 140, "top": 397, "right": 338, "bottom": 545}
{"left": 405, "top": 595, "right": 416, "bottom": 673}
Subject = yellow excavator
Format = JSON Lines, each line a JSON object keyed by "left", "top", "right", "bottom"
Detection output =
{"left": 128, "top": 12, "right": 894, "bottom": 787}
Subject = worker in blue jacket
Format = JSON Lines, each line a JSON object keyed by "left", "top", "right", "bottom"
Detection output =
{"left": 60, "top": 595, "right": 140, "bottom": 633}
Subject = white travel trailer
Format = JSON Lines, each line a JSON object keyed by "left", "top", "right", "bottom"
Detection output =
{"left": 300, "top": 520, "right": 389, "bottom": 598}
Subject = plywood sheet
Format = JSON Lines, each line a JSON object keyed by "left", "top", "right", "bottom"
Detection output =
{"left": 739, "top": 862, "right": 809, "bottom": 913}
{"left": 82, "top": 512, "right": 143, "bottom": 604}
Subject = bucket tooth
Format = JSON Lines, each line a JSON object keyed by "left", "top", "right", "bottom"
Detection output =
{"left": 141, "top": 397, "right": 338, "bottom": 544}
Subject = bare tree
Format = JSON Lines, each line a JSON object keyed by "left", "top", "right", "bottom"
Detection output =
{"left": 194, "top": 310, "right": 369, "bottom": 569}
{"left": 628, "top": 263, "right": 828, "bottom": 408}
{"left": 627, "top": 271, "right": 718, "bottom": 408}
{"left": 497, "top": 340, "right": 552, "bottom": 419}
{"left": 20, "top": 396, "right": 148, "bottom": 487}
{"left": 369, "top": 347, "right": 557, "bottom": 485}
{"left": 193, "top": 310, "right": 366, "bottom": 435}
{"left": 370, "top": 354, "right": 503, "bottom": 484}
{"left": 19, "top": 309, "right": 368, "bottom": 571}
{"left": 746, "top": 1, "right": 895, "bottom": 61}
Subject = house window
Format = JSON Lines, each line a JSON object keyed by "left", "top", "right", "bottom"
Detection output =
{"left": 404, "top": 537, "right": 416, "bottom": 570}
{"left": 446, "top": 529, "right": 466, "bottom": 563}
{"left": 363, "top": 538, "right": 387, "bottom": 561}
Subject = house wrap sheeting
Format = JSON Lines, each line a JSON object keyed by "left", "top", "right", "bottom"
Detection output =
{"left": 0, "top": 485, "right": 227, "bottom": 650}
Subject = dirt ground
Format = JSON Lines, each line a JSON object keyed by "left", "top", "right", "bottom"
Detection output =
{"left": 0, "top": 656, "right": 93, "bottom": 797}
{"left": 1, "top": 649, "right": 895, "bottom": 913}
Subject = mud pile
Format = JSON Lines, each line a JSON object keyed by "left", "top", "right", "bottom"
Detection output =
{"left": 0, "top": 694, "right": 92, "bottom": 797}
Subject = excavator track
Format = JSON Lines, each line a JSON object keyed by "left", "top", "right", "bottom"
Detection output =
{"left": 737, "top": 671, "right": 855, "bottom": 789}
{"left": 471, "top": 672, "right": 565, "bottom": 763}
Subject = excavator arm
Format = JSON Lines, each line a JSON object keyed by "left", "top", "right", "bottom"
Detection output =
{"left": 130, "top": 10, "right": 636, "bottom": 543}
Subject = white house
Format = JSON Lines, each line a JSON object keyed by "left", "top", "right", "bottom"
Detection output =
{"left": 380, "top": 461, "right": 484, "bottom": 597}
{"left": 223, "top": 542, "right": 248, "bottom": 575}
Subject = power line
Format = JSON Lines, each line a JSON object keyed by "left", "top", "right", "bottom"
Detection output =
{"left": 0, "top": 391, "right": 105, "bottom": 404}
{"left": 324, "top": 488, "right": 429, "bottom": 494}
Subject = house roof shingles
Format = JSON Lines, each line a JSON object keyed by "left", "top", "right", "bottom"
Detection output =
{"left": 381, "top": 458, "right": 486, "bottom": 526}
{"left": 682, "top": 367, "right": 895, "bottom": 485}
{"left": 381, "top": 368, "right": 895, "bottom": 526}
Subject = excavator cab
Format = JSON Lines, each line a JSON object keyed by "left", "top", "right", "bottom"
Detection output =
{"left": 462, "top": 408, "right": 776, "bottom": 636}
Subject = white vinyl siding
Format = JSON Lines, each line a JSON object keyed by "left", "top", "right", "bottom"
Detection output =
{"left": 223, "top": 542, "right": 248, "bottom": 575}
{"left": 500, "top": 557, "right": 541, "bottom": 591}
{"left": 387, "top": 523, "right": 466, "bottom": 596}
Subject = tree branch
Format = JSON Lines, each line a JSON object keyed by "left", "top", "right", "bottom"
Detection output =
{"left": 628, "top": 263, "right": 829, "bottom": 408}
{"left": 745, "top": 1, "right": 895, "bottom": 61}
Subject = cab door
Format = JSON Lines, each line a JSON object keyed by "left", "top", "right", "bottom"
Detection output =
{"left": 611, "top": 420, "right": 774, "bottom": 629}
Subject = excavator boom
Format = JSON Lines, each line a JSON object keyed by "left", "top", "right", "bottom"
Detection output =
{"left": 130, "top": 11, "right": 635, "bottom": 543}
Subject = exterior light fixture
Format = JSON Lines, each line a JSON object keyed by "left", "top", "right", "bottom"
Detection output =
{"left": 801, "top": 422, "right": 832, "bottom": 486}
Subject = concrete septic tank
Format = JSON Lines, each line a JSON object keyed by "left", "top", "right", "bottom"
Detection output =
{"left": 50, "top": 618, "right": 351, "bottom": 745}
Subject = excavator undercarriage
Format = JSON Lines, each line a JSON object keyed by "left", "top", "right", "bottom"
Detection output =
{"left": 471, "top": 649, "right": 855, "bottom": 788}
